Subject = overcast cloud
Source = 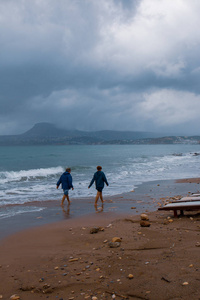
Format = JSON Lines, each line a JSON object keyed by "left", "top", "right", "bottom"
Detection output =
{"left": 1, "top": 0, "right": 200, "bottom": 135}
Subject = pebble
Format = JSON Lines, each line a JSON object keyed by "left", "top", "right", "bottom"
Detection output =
{"left": 140, "top": 220, "right": 150, "bottom": 227}
{"left": 195, "top": 242, "right": 200, "bottom": 247}
{"left": 128, "top": 274, "right": 134, "bottom": 279}
{"left": 69, "top": 258, "right": 79, "bottom": 262}
{"left": 54, "top": 266, "right": 59, "bottom": 270}
{"left": 92, "top": 297, "right": 98, "bottom": 300}
{"left": 108, "top": 241, "right": 120, "bottom": 248}
{"left": 90, "top": 227, "right": 99, "bottom": 234}
{"left": 112, "top": 237, "right": 122, "bottom": 243}
{"left": 182, "top": 282, "right": 189, "bottom": 286}
{"left": 0, "top": 296, "right": 2, "bottom": 299}
{"left": 140, "top": 213, "right": 149, "bottom": 220}
{"left": 10, "top": 295, "right": 20, "bottom": 300}
{"left": 107, "top": 224, "right": 112, "bottom": 228}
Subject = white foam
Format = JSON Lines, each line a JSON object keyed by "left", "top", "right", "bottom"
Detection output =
{"left": 0, "top": 207, "right": 45, "bottom": 219}
{"left": 0, "top": 166, "right": 63, "bottom": 184}
{"left": 1, "top": 147, "right": 200, "bottom": 209}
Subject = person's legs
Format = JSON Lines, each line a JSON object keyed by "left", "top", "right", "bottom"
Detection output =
{"left": 61, "top": 194, "right": 66, "bottom": 206}
{"left": 99, "top": 191, "right": 104, "bottom": 203}
{"left": 62, "top": 190, "right": 70, "bottom": 205}
{"left": 66, "top": 194, "right": 71, "bottom": 204}
{"left": 95, "top": 191, "right": 100, "bottom": 205}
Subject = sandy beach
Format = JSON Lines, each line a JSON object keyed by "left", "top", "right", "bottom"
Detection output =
{"left": 0, "top": 178, "right": 200, "bottom": 300}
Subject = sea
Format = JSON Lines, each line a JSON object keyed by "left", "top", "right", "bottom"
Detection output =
{"left": 0, "top": 144, "right": 200, "bottom": 221}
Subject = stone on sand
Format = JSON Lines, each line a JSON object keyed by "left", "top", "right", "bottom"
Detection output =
{"left": 140, "top": 220, "right": 151, "bottom": 227}
{"left": 108, "top": 241, "right": 121, "bottom": 248}
{"left": 10, "top": 295, "right": 20, "bottom": 300}
{"left": 112, "top": 237, "right": 122, "bottom": 243}
{"left": 140, "top": 213, "right": 149, "bottom": 220}
{"left": 90, "top": 227, "right": 99, "bottom": 234}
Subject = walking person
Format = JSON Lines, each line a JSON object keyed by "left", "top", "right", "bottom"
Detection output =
{"left": 56, "top": 167, "right": 74, "bottom": 206}
{"left": 88, "top": 166, "right": 109, "bottom": 207}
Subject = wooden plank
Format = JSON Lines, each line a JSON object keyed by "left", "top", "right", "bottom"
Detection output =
{"left": 180, "top": 196, "right": 200, "bottom": 201}
{"left": 172, "top": 196, "right": 200, "bottom": 203}
{"left": 159, "top": 201, "right": 200, "bottom": 208}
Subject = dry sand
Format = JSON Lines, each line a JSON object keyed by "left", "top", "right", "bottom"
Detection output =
{"left": 0, "top": 179, "right": 200, "bottom": 300}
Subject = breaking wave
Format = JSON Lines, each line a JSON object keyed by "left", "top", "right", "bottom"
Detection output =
{"left": 0, "top": 166, "right": 63, "bottom": 184}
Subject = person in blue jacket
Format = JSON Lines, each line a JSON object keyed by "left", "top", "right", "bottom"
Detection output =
{"left": 88, "top": 166, "right": 109, "bottom": 206}
{"left": 57, "top": 168, "right": 74, "bottom": 206}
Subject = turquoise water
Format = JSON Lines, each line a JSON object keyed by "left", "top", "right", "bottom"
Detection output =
{"left": 0, "top": 144, "right": 200, "bottom": 218}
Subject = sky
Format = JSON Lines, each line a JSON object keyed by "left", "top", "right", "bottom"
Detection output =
{"left": 1, "top": 0, "right": 200, "bottom": 135}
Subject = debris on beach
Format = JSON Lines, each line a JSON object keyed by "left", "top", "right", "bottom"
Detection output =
{"left": 90, "top": 227, "right": 104, "bottom": 234}
{"left": 140, "top": 220, "right": 150, "bottom": 227}
{"left": 112, "top": 237, "right": 122, "bottom": 243}
{"left": 68, "top": 258, "right": 79, "bottom": 262}
{"left": 182, "top": 282, "right": 189, "bottom": 286}
{"left": 140, "top": 213, "right": 150, "bottom": 227}
{"left": 90, "top": 227, "right": 99, "bottom": 234}
{"left": 10, "top": 295, "right": 20, "bottom": 300}
{"left": 108, "top": 241, "right": 121, "bottom": 248}
{"left": 140, "top": 213, "right": 149, "bottom": 220}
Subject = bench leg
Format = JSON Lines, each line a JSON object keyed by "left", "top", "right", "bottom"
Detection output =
{"left": 180, "top": 210, "right": 184, "bottom": 216}
{"left": 174, "top": 210, "right": 178, "bottom": 218}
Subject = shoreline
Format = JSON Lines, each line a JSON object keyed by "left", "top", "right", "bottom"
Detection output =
{"left": 0, "top": 178, "right": 200, "bottom": 299}
{"left": 1, "top": 177, "right": 200, "bottom": 241}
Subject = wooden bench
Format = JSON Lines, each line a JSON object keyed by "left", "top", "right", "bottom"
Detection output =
{"left": 158, "top": 201, "right": 200, "bottom": 217}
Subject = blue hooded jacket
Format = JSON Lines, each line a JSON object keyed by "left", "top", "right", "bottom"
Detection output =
{"left": 57, "top": 172, "right": 73, "bottom": 190}
{"left": 89, "top": 170, "right": 109, "bottom": 190}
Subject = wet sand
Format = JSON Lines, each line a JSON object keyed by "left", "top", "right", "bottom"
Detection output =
{"left": 1, "top": 177, "right": 200, "bottom": 240}
{"left": 0, "top": 178, "right": 200, "bottom": 299}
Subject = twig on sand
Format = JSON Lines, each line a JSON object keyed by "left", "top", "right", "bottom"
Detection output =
{"left": 126, "top": 294, "right": 149, "bottom": 300}
{"left": 161, "top": 276, "right": 171, "bottom": 283}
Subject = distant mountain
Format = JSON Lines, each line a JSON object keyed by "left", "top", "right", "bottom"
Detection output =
{"left": 21, "top": 123, "right": 82, "bottom": 138}
{"left": 20, "top": 122, "right": 163, "bottom": 140}
{"left": 0, "top": 122, "right": 199, "bottom": 145}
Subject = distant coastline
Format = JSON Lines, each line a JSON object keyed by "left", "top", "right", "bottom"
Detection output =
{"left": 0, "top": 122, "right": 200, "bottom": 145}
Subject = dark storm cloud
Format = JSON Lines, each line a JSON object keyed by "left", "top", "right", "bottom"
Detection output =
{"left": 1, "top": 0, "right": 200, "bottom": 135}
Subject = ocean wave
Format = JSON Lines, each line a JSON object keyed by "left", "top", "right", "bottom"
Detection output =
{"left": 0, "top": 206, "right": 45, "bottom": 219}
{"left": 0, "top": 166, "right": 64, "bottom": 184}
